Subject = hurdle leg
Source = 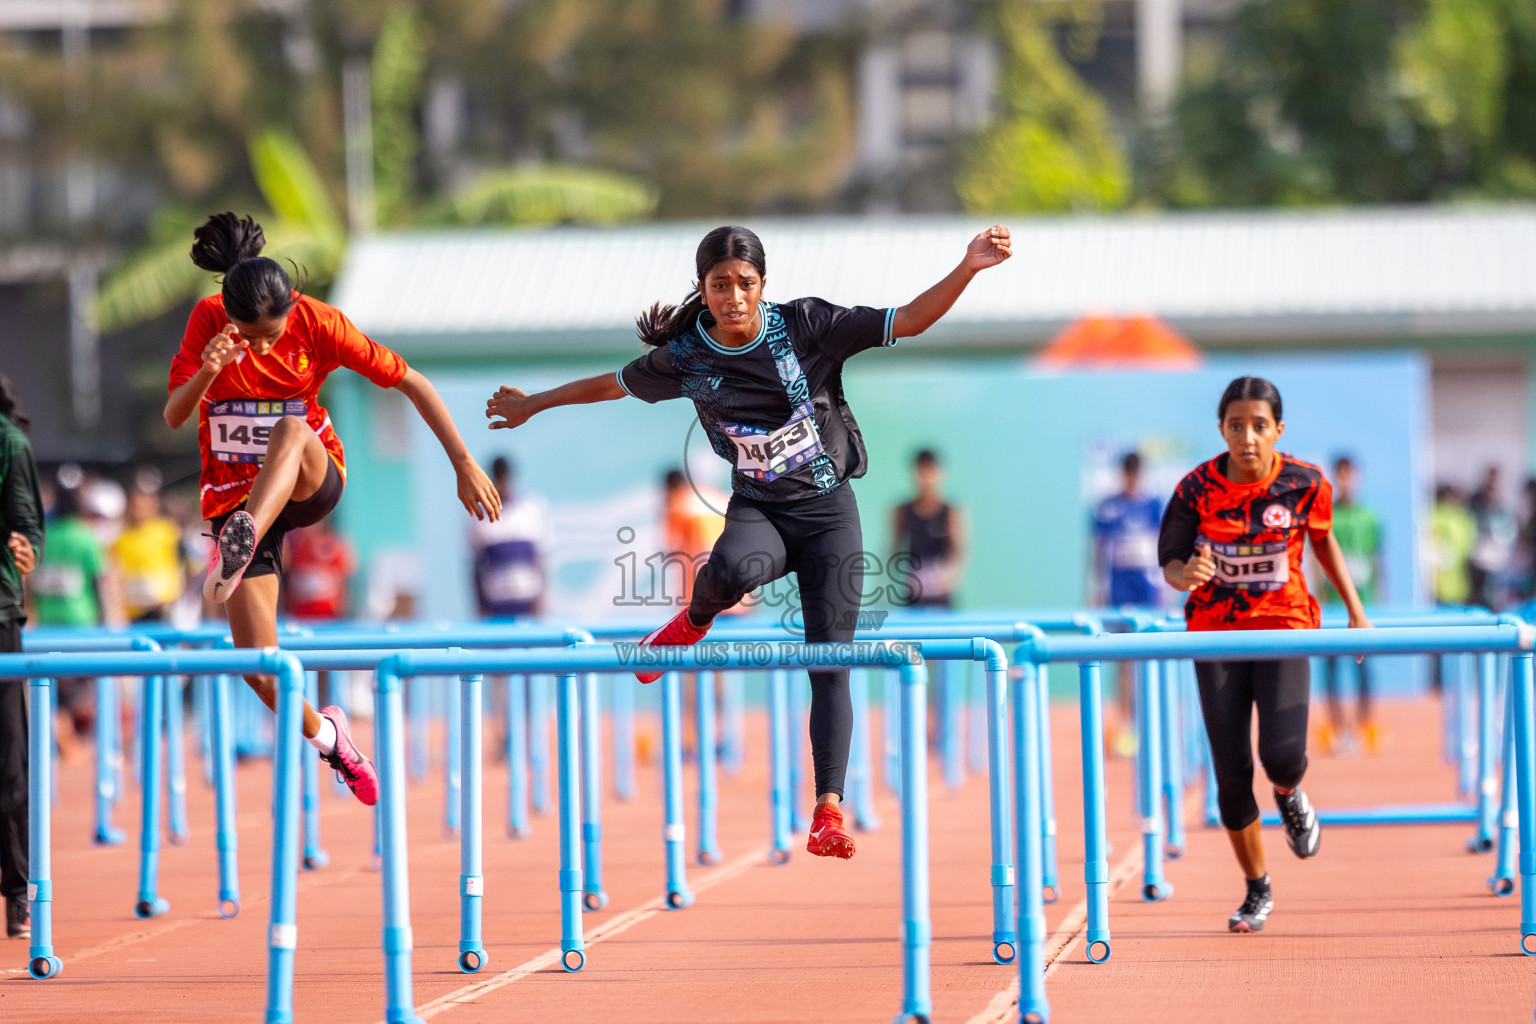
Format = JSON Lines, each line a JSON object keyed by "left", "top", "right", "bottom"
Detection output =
{"left": 1036, "top": 664, "right": 1059, "bottom": 904}
{"left": 769, "top": 669, "right": 793, "bottom": 863}
{"left": 970, "top": 662, "right": 988, "bottom": 776}
{"left": 93, "top": 676, "right": 124, "bottom": 845}
{"left": 1137, "top": 661, "right": 1170, "bottom": 901}
{"left": 1471, "top": 652, "right": 1500, "bottom": 852}
{"left": 696, "top": 670, "right": 722, "bottom": 865}
{"left": 531, "top": 675, "right": 553, "bottom": 816}
{"left": 1491, "top": 682, "right": 1517, "bottom": 896}
{"left": 301, "top": 673, "right": 328, "bottom": 871}
{"left": 166, "top": 675, "right": 188, "bottom": 845}
{"left": 611, "top": 671, "right": 636, "bottom": 801}
{"left": 1013, "top": 661, "right": 1048, "bottom": 1023}
{"left": 446, "top": 672, "right": 462, "bottom": 837}
{"left": 1459, "top": 654, "right": 1478, "bottom": 797}
{"left": 1161, "top": 660, "right": 1186, "bottom": 860}
{"left": 458, "top": 673, "right": 487, "bottom": 972}
{"left": 898, "top": 660, "right": 932, "bottom": 1023}
{"left": 580, "top": 673, "right": 608, "bottom": 910}
{"left": 660, "top": 671, "right": 693, "bottom": 907}
{"left": 849, "top": 667, "right": 882, "bottom": 832}
{"left": 983, "top": 655, "right": 1016, "bottom": 964}
{"left": 25, "top": 677, "right": 61, "bottom": 980}
{"left": 721, "top": 670, "right": 745, "bottom": 773}
{"left": 883, "top": 669, "right": 901, "bottom": 795}
{"left": 135, "top": 673, "right": 169, "bottom": 919}
{"left": 374, "top": 665, "right": 424, "bottom": 1021}
{"left": 941, "top": 660, "right": 964, "bottom": 791}
{"left": 1079, "top": 661, "right": 1112, "bottom": 961}
{"left": 1511, "top": 651, "right": 1536, "bottom": 955}
{"left": 408, "top": 676, "right": 429, "bottom": 784}
{"left": 263, "top": 658, "right": 305, "bottom": 1024}
{"left": 212, "top": 674, "right": 240, "bottom": 916}
{"left": 507, "top": 674, "right": 529, "bottom": 837}
{"left": 555, "top": 672, "right": 587, "bottom": 966}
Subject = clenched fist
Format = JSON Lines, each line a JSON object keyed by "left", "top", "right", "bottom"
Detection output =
{"left": 1178, "top": 543, "right": 1218, "bottom": 591}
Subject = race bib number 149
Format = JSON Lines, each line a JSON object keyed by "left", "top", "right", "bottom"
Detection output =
{"left": 209, "top": 399, "right": 307, "bottom": 464}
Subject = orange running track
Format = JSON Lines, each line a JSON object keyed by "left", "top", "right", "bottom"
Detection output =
{"left": 1, "top": 697, "right": 1530, "bottom": 1023}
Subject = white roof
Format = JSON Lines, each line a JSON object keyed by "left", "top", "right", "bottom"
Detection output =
{"left": 329, "top": 206, "right": 1536, "bottom": 355}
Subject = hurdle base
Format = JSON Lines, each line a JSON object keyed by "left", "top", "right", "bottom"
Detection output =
{"left": 1258, "top": 803, "right": 1478, "bottom": 826}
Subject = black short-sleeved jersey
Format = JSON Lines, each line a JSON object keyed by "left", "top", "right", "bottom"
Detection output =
{"left": 618, "top": 297, "right": 896, "bottom": 502}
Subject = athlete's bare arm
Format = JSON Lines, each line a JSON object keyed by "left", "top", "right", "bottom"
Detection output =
{"left": 485, "top": 372, "right": 626, "bottom": 431}
{"left": 165, "top": 323, "right": 246, "bottom": 428}
{"left": 1311, "top": 530, "right": 1373, "bottom": 629}
{"left": 396, "top": 368, "right": 502, "bottom": 522}
{"left": 891, "top": 225, "right": 1011, "bottom": 340}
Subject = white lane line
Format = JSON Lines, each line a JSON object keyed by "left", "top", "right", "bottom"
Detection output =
{"left": 965, "top": 789, "right": 1201, "bottom": 1024}
{"left": 414, "top": 848, "right": 769, "bottom": 1020}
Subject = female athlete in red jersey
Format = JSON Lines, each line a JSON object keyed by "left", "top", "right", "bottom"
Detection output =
{"left": 166, "top": 212, "right": 501, "bottom": 804}
{"left": 1158, "top": 377, "right": 1370, "bottom": 933}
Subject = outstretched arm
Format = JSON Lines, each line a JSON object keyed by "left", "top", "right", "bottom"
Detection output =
{"left": 485, "top": 372, "right": 626, "bottom": 431}
{"left": 891, "top": 225, "right": 1011, "bottom": 340}
{"left": 396, "top": 367, "right": 502, "bottom": 522}
{"left": 1312, "top": 531, "right": 1372, "bottom": 628}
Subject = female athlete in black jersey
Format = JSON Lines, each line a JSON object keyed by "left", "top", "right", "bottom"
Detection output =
{"left": 485, "top": 223, "right": 1010, "bottom": 858}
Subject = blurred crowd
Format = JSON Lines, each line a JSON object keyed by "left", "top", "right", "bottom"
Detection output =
{"left": 1429, "top": 466, "right": 1536, "bottom": 614}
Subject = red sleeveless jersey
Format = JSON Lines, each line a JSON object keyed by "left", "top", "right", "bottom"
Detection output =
{"left": 1157, "top": 452, "right": 1333, "bottom": 631}
{"left": 169, "top": 293, "right": 409, "bottom": 520}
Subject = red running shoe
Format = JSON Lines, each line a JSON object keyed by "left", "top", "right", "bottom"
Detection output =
{"left": 633, "top": 609, "right": 711, "bottom": 684}
{"left": 806, "top": 802, "right": 856, "bottom": 859}
{"left": 319, "top": 705, "right": 378, "bottom": 806}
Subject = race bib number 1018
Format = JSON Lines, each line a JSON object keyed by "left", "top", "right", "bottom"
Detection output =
{"left": 1202, "top": 536, "right": 1289, "bottom": 593}
{"left": 208, "top": 399, "right": 308, "bottom": 464}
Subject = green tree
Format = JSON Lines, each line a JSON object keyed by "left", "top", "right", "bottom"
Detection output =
{"left": 957, "top": 0, "right": 1129, "bottom": 214}
{"left": 1154, "top": 0, "right": 1536, "bottom": 206}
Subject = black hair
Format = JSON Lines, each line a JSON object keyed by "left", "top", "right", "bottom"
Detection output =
{"left": 637, "top": 226, "right": 767, "bottom": 348}
{"left": 0, "top": 374, "right": 29, "bottom": 432}
{"left": 914, "top": 449, "right": 939, "bottom": 469}
{"left": 1217, "top": 376, "right": 1283, "bottom": 423}
{"left": 664, "top": 469, "right": 686, "bottom": 491}
{"left": 53, "top": 484, "right": 81, "bottom": 519}
{"left": 1121, "top": 451, "right": 1142, "bottom": 476}
{"left": 1334, "top": 454, "right": 1355, "bottom": 473}
{"left": 190, "top": 212, "right": 298, "bottom": 324}
{"left": 491, "top": 456, "right": 512, "bottom": 480}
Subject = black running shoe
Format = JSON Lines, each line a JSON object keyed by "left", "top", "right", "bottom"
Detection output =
{"left": 5, "top": 893, "right": 29, "bottom": 939}
{"left": 1228, "top": 876, "right": 1273, "bottom": 933}
{"left": 204, "top": 510, "right": 257, "bottom": 604}
{"left": 1275, "top": 788, "right": 1321, "bottom": 859}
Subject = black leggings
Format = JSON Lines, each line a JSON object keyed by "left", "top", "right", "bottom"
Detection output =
{"left": 689, "top": 485, "right": 863, "bottom": 799}
{"left": 1195, "top": 658, "right": 1311, "bottom": 831}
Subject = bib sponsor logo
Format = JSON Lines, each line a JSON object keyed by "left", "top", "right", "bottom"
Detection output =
{"left": 1262, "top": 504, "right": 1292, "bottom": 530}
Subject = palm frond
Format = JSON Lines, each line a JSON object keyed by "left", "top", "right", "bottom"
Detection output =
{"left": 439, "top": 165, "right": 658, "bottom": 226}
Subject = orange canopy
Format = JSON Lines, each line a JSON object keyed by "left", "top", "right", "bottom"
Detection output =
{"left": 1034, "top": 314, "right": 1201, "bottom": 370}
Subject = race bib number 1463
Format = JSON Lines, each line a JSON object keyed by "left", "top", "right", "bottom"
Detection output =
{"left": 208, "top": 399, "right": 307, "bottom": 464}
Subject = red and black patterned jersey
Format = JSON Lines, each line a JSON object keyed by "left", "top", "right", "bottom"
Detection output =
{"left": 1157, "top": 452, "right": 1333, "bottom": 631}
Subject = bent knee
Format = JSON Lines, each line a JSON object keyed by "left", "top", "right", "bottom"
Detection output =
{"left": 268, "top": 415, "right": 315, "bottom": 445}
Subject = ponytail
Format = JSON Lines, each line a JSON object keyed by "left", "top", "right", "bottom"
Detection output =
{"left": 0, "top": 374, "right": 28, "bottom": 432}
{"left": 190, "top": 212, "right": 297, "bottom": 323}
{"left": 635, "top": 225, "right": 768, "bottom": 348}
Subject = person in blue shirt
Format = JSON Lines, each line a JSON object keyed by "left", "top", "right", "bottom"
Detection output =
{"left": 1092, "top": 451, "right": 1164, "bottom": 755}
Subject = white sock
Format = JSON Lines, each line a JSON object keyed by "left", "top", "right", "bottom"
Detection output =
{"left": 308, "top": 717, "right": 338, "bottom": 755}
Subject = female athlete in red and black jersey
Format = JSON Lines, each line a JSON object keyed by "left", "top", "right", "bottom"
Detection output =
{"left": 166, "top": 213, "right": 501, "bottom": 805}
{"left": 485, "top": 224, "right": 1011, "bottom": 858}
{"left": 1157, "top": 377, "right": 1370, "bottom": 933}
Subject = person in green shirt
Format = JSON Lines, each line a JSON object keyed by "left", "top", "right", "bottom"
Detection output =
{"left": 0, "top": 376, "right": 44, "bottom": 941}
{"left": 1432, "top": 484, "right": 1477, "bottom": 607}
{"left": 1320, "top": 456, "right": 1383, "bottom": 754}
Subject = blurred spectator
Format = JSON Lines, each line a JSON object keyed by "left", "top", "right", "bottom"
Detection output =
{"left": 1090, "top": 451, "right": 1162, "bottom": 757}
{"left": 891, "top": 449, "right": 968, "bottom": 608}
{"left": 1431, "top": 485, "right": 1476, "bottom": 607}
{"left": 1468, "top": 466, "right": 1517, "bottom": 609}
{"left": 31, "top": 482, "right": 121, "bottom": 764}
{"left": 1318, "top": 456, "right": 1382, "bottom": 754}
{"left": 283, "top": 517, "right": 356, "bottom": 621}
{"left": 663, "top": 468, "right": 726, "bottom": 607}
{"left": 1518, "top": 478, "right": 1536, "bottom": 601}
{"left": 111, "top": 471, "right": 189, "bottom": 624}
{"left": 0, "top": 375, "right": 42, "bottom": 940}
{"left": 469, "top": 456, "right": 548, "bottom": 619}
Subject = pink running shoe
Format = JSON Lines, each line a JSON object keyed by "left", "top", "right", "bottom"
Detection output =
{"left": 633, "top": 609, "right": 711, "bottom": 684}
{"left": 319, "top": 705, "right": 378, "bottom": 806}
{"left": 203, "top": 510, "right": 257, "bottom": 604}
